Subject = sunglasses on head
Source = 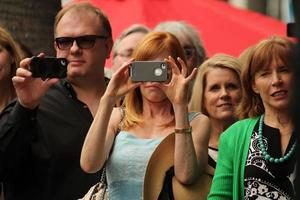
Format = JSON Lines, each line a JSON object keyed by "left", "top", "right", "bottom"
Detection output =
{"left": 55, "top": 35, "right": 108, "bottom": 50}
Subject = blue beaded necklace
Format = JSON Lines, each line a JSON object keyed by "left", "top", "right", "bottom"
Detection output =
{"left": 258, "top": 114, "right": 296, "bottom": 164}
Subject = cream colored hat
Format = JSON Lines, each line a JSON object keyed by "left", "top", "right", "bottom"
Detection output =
{"left": 143, "top": 133, "right": 213, "bottom": 200}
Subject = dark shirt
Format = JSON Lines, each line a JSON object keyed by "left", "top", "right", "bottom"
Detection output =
{"left": 244, "top": 122, "right": 296, "bottom": 199}
{"left": 0, "top": 80, "right": 99, "bottom": 200}
{"left": 208, "top": 146, "right": 218, "bottom": 170}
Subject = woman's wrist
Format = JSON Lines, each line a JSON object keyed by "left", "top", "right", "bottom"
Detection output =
{"left": 173, "top": 104, "right": 189, "bottom": 118}
{"left": 172, "top": 102, "right": 188, "bottom": 111}
{"left": 100, "top": 94, "right": 117, "bottom": 107}
{"left": 173, "top": 105, "right": 190, "bottom": 129}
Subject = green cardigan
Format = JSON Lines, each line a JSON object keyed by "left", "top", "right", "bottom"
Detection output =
{"left": 208, "top": 117, "right": 259, "bottom": 200}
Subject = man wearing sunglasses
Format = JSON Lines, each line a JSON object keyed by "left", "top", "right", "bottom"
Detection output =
{"left": 0, "top": 3, "right": 112, "bottom": 200}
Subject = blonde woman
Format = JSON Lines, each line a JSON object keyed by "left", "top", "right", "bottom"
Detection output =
{"left": 189, "top": 53, "right": 242, "bottom": 174}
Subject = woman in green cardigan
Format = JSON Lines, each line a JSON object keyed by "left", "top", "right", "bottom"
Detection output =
{"left": 208, "top": 36, "right": 297, "bottom": 199}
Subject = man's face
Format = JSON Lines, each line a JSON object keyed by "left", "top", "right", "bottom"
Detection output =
{"left": 54, "top": 10, "right": 112, "bottom": 80}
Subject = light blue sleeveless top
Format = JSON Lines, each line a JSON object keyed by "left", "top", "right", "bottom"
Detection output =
{"left": 106, "top": 112, "right": 199, "bottom": 200}
{"left": 106, "top": 131, "right": 163, "bottom": 200}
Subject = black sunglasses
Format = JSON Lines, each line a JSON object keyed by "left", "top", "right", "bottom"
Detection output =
{"left": 55, "top": 35, "right": 108, "bottom": 50}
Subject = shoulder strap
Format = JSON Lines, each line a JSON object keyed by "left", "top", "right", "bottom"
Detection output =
{"left": 117, "top": 106, "right": 125, "bottom": 132}
{"left": 188, "top": 112, "right": 200, "bottom": 122}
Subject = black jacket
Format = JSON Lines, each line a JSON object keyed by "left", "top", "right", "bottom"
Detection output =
{"left": 0, "top": 80, "right": 99, "bottom": 200}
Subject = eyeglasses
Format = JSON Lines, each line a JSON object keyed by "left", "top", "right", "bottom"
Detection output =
{"left": 115, "top": 49, "right": 134, "bottom": 58}
{"left": 183, "top": 46, "right": 196, "bottom": 60}
{"left": 55, "top": 35, "right": 108, "bottom": 50}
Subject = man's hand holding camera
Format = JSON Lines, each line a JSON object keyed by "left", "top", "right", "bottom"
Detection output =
{"left": 12, "top": 54, "right": 60, "bottom": 109}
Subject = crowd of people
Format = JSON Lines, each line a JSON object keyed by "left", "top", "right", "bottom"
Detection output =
{"left": 0, "top": 2, "right": 298, "bottom": 200}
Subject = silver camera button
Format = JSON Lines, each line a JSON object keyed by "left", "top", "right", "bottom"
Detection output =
{"left": 154, "top": 68, "right": 163, "bottom": 76}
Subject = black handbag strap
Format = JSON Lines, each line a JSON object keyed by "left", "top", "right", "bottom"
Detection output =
{"left": 99, "top": 166, "right": 107, "bottom": 184}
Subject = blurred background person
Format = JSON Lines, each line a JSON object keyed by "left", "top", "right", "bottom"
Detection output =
{"left": 0, "top": 26, "right": 21, "bottom": 112}
{"left": 209, "top": 36, "right": 296, "bottom": 199}
{"left": 154, "top": 21, "right": 207, "bottom": 74}
{"left": 189, "top": 53, "right": 242, "bottom": 185}
{"left": 111, "top": 24, "right": 150, "bottom": 73}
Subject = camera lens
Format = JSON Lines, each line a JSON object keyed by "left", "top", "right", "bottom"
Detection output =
{"left": 60, "top": 60, "right": 66, "bottom": 66}
{"left": 154, "top": 68, "right": 163, "bottom": 76}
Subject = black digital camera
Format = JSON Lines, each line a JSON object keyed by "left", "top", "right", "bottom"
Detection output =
{"left": 30, "top": 56, "right": 68, "bottom": 80}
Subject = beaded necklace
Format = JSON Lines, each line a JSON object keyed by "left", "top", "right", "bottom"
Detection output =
{"left": 258, "top": 114, "right": 296, "bottom": 164}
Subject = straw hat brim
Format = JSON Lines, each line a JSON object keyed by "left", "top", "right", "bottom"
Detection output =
{"left": 143, "top": 132, "right": 213, "bottom": 200}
